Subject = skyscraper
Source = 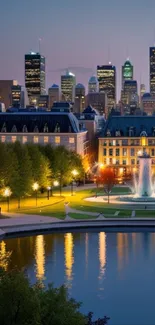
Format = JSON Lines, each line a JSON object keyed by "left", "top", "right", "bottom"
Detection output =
{"left": 97, "top": 64, "right": 116, "bottom": 112}
{"left": 0, "top": 80, "right": 18, "bottom": 108}
{"left": 11, "top": 85, "right": 25, "bottom": 108}
{"left": 150, "top": 47, "right": 155, "bottom": 96}
{"left": 74, "top": 83, "right": 85, "bottom": 113}
{"left": 88, "top": 76, "right": 98, "bottom": 93}
{"left": 48, "top": 84, "right": 59, "bottom": 110}
{"left": 122, "top": 59, "right": 133, "bottom": 89}
{"left": 61, "top": 70, "right": 76, "bottom": 102}
{"left": 25, "top": 52, "right": 45, "bottom": 105}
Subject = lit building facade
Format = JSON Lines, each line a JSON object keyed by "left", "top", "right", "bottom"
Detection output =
{"left": 121, "top": 80, "right": 138, "bottom": 105}
{"left": 98, "top": 115, "right": 155, "bottom": 180}
{"left": 150, "top": 47, "right": 155, "bottom": 96}
{"left": 61, "top": 71, "right": 76, "bottom": 102}
{"left": 88, "top": 76, "right": 98, "bottom": 93}
{"left": 73, "top": 83, "right": 85, "bottom": 113}
{"left": 11, "top": 85, "right": 25, "bottom": 108}
{"left": 97, "top": 64, "right": 116, "bottom": 113}
{"left": 122, "top": 60, "right": 133, "bottom": 89}
{"left": 25, "top": 52, "right": 46, "bottom": 105}
{"left": 140, "top": 84, "right": 146, "bottom": 108}
{"left": 0, "top": 102, "right": 87, "bottom": 157}
{"left": 48, "top": 84, "right": 59, "bottom": 109}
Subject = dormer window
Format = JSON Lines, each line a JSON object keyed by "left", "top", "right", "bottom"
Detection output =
{"left": 43, "top": 123, "right": 49, "bottom": 132}
{"left": 129, "top": 127, "right": 134, "bottom": 137}
{"left": 115, "top": 130, "right": 121, "bottom": 137}
{"left": 106, "top": 129, "right": 111, "bottom": 136}
{"left": 33, "top": 125, "right": 39, "bottom": 133}
{"left": 140, "top": 131, "right": 147, "bottom": 137}
{"left": 54, "top": 123, "right": 60, "bottom": 133}
{"left": 11, "top": 125, "right": 17, "bottom": 133}
{"left": 22, "top": 125, "right": 28, "bottom": 133}
{"left": 1, "top": 123, "right": 7, "bottom": 133}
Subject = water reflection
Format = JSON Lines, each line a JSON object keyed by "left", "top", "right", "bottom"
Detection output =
{"left": 99, "top": 232, "right": 106, "bottom": 279}
{"left": 85, "top": 233, "right": 89, "bottom": 273}
{"left": 0, "top": 240, "right": 11, "bottom": 270}
{"left": 35, "top": 235, "right": 45, "bottom": 280}
{"left": 64, "top": 233, "right": 74, "bottom": 286}
{"left": 117, "top": 233, "right": 129, "bottom": 270}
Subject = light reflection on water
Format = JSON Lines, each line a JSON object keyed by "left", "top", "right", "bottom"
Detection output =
{"left": 1, "top": 231, "right": 155, "bottom": 325}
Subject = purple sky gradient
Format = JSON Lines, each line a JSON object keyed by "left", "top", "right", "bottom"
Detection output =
{"left": 0, "top": 0, "right": 155, "bottom": 100}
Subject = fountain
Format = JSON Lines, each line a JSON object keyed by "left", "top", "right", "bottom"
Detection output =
{"left": 134, "top": 152, "right": 153, "bottom": 198}
{"left": 86, "top": 151, "right": 155, "bottom": 205}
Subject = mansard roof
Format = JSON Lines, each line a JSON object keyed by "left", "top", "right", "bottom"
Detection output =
{"left": 0, "top": 111, "right": 82, "bottom": 133}
{"left": 101, "top": 115, "right": 155, "bottom": 137}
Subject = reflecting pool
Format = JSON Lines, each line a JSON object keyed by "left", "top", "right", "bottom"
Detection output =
{"left": 1, "top": 230, "right": 155, "bottom": 325}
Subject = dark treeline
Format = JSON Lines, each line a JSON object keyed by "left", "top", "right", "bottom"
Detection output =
{"left": 0, "top": 142, "right": 84, "bottom": 206}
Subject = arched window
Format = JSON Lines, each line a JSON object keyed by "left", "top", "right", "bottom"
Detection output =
{"left": 33, "top": 125, "right": 39, "bottom": 133}
{"left": 11, "top": 125, "right": 17, "bottom": 133}
{"left": 1, "top": 123, "right": 7, "bottom": 133}
{"left": 140, "top": 131, "right": 147, "bottom": 137}
{"left": 54, "top": 123, "right": 60, "bottom": 133}
{"left": 43, "top": 123, "right": 49, "bottom": 132}
{"left": 22, "top": 125, "right": 28, "bottom": 133}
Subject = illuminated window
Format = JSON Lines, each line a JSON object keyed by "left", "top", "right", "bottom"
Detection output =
{"left": 123, "top": 148, "right": 127, "bottom": 156}
{"left": 123, "top": 160, "right": 126, "bottom": 165}
{"left": 12, "top": 136, "right": 17, "bottom": 143}
{"left": 1, "top": 136, "right": 5, "bottom": 143}
{"left": 69, "top": 137, "right": 74, "bottom": 144}
{"left": 55, "top": 136, "right": 60, "bottom": 144}
{"left": 141, "top": 137, "right": 147, "bottom": 146}
{"left": 23, "top": 136, "right": 27, "bottom": 144}
{"left": 44, "top": 136, "right": 48, "bottom": 143}
{"left": 34, "top": 136, "right": 38, "bottom": 143}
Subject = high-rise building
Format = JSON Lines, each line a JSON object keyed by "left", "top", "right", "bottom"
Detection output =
{"left": 86, "top": 92, "right": 107, "bottom": 116}
{"left": 61, "top": 70, "right": 76, "bottom": 102}
{"left": 150, "top": 47, "right": 155, "bottom": 96}
{"left": 48, "top": 84, "right": 59, "bottom": 109}
{"left": 121, "top": 80, "right": 138, "bottom": 105}
{"left": 11, "top": 85, "right": 25, "bottom": 108}
{"left": 73, "top": 83, "right": 85, "bottom": 113}
{"left": 97, "top": 64, "right": 116, "bottom": 113}
{"left": 0, "top": 80, "right": 18, "bottom": 108}
{"left": 25, "top": 52, "right": 45, "bottom": 105}
{"left": 88, "top": 76, "right": 98, "bottom": 93}
{"left": 122, "top": 60, "right": 133, "bottom": 89}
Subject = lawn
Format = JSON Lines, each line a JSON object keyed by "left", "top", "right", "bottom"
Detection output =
{"left": 0, "top": 186, "right": 153, "bottom": 219}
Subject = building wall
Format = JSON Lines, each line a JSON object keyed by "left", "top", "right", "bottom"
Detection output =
{"left": 98, "top": 136, "right": 155, "bottom": 177}
{"left": 0, "top": 80, "right": 17, "bottom": 109}
{"left": 0, "top": 132, "right": 87, "bottom": 157}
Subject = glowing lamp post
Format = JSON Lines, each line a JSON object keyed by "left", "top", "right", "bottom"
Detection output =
{"left": 3, "top": 187, "right": 12, "bottom": 212}
{"left": 71, "top": 169, "right": 78, "bottom": 196}
{"left": 53, "top": 180, "right": 59, "bottom": 187}
{"left": 47, "top": 186, "right": 51, "bottom": 200}
{"left": 32, "top": 182, "right": 39, "bottom": 206}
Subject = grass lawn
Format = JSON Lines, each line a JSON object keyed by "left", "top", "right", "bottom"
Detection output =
{"left": 0, "top": 186, "right": 154, "bottom": 220}
{"left": 69, "top": 213, "right": 95, "bottom": 220}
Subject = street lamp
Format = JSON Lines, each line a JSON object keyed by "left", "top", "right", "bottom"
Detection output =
{"left": 32, "top": 182, "right": 39, "bottom": 206}
{"left": 3, "top": 187, "right": 12, "bottom": 212}
{"left": 71, "top": 169, "right": 78, "bottom": 196}
{"left": 47, "top": 186, "right": 51, "bottom": 200}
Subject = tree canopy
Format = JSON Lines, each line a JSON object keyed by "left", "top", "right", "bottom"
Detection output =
{"left": 0, "top": 269, "right": 109, "bottom": 325}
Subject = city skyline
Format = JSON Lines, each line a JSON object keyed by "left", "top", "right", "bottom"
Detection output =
{"left": 1, "top": 0, "right": 155, "bottom": 99}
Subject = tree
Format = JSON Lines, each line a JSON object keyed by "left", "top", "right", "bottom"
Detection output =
{"left": 0, "top": 270, "right": 40, "bottom": 325}
{"left": 0, "top": 269, "right": 109, "bottom": 325}
{"left": 98, "top": 167, "right": 115, "bottom": 204}
{"left": 0, "top": 143, "right": 15, "bottom": 188}
{"left": 26, "top": 144, "right": 51, "bottom": 188}
{"left": 11, "top": 142, "right": 33, "bottom": 208}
